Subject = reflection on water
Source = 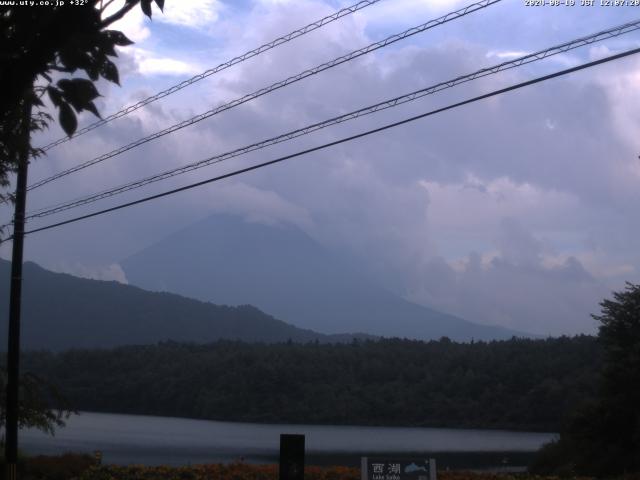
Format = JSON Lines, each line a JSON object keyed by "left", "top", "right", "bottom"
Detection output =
{"left": 20, "top": 412, "right": 555, "bottom": 467}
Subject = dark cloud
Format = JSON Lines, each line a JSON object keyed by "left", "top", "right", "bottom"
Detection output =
{"left": 6, "top": 0, "right": 639, "bottom": 335}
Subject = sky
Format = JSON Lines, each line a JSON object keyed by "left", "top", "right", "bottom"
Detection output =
{"left": 2, "top": 0, "right": 640, "bottom": 336}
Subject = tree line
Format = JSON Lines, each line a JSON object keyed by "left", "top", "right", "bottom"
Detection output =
{"left": 19, "top": 335, "right": 600, "bottom": 432}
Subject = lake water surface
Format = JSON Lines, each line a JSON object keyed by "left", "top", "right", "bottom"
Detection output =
{"left": 20, "top": 412, "right": 555, "bottom": 467}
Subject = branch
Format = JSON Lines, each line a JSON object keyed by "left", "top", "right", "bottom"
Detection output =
{"left": 46, "top": 64, "right": 73, "bottom": 73}
{"left": 100, "top": 1, "right": 138, "bottom": 28}
{"left": 100, "top": 0, "right": 117, "bottom": 14}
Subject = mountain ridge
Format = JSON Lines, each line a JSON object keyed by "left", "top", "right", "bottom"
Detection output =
{"left": 122, "top": 214, "right": 530, "bottom": 341}
{"left": 0, "top": 259, "right": 371, "bottom": 351}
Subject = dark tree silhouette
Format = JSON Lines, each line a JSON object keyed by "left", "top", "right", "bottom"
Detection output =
{"left": 0, "top": 0, "right": 164, "bottom": 206}
{"left": 0, "top": 0, "right": 165, "bottom": 442}
{"left": 532, "top": 283, "right": 640, "bottom": 476}
{"left": 589, "top": 282, "right": 640, "bottom": 474}
{"left": 20, "top": 336, "right": 602, "bottom": 432}
{"left": 0, "top": 367, "right": 74, "bottom": 436}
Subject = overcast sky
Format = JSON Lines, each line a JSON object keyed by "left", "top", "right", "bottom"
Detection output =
{"left": 2, "top": 0, "right": 640, "bottom": 336}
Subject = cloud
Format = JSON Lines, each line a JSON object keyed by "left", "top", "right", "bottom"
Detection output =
{"left": 104, "top": 1, "right": 151, "bottom": 43}
{"left": 15, "top": 0, "right": 640, "bottom": 337}
{"left": 405, "top": 220, "right": 609, "bottom": 336}
{"left": 486, "top": 50, "right": 530, "bottom": 60}
{"left": 158, "top": 0, "right": 224, "bottom": 30}
{"left": 132, "top": 48, "right": 202, "bottom": 76}
{"left": 50, "top": 262, "right": 129, "bottom": 284}
{"left": 419, "top": 174, "right": 583, "bottom": 237}
{"left": 354, "top": 0, "right": 470, "bottom": 26}
{"left": 104, "top": 0, "right": 223, "bottom": 35}
{"left": 496, "top": 217, "right": 544, "bottom": 268}
{"left": 187, "top": 182, "right": 315, "bottom": 231}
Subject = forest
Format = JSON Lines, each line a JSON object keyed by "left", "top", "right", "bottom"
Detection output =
{"left": 20, "top": 335, "right": 600, "bottom": 432}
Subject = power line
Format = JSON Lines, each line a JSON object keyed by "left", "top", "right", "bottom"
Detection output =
{"left": 38, "top": 0, "right": 386, "bottom": 153}
{"left": 23, "top": 19, "right": 640, "bottom": 220}
{"left": 20, "top": 46, "right": 640, "bottom": 238}
{"left": 27, "top": 0, "right": 502, "bottom": 192}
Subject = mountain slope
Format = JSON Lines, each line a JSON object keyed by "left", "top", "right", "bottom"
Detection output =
{"left": 122, "top": 214, "right": 527, "bottom": 341}
{"left": 0, "top": 259, "right": 360, "bottom": 351}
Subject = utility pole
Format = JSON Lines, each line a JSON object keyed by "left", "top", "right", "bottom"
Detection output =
{"left": 4, "top": 97, "right": 32, "bottom": 480}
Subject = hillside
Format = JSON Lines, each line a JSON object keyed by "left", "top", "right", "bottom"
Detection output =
{"left": 0, "top": 259, "right": 364, "bottom": 350}
{"left": 123, "top": 214, "right": 529, "bottom": 341}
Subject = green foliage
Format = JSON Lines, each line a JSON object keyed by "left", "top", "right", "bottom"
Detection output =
{"left": 21, "top": 336, "right": 601, "bottom": 432}
{"left": 531, "top": 283, "right": 640, "bottom": 477}
{"left": 528, "top": 439, "right": 575, "bottom": 477}
{"left": 0, "top": 366, "right": 75, "bottom": 437}
{"left": 595, "top": 283, "right": 640, "bottom": 415}
{"left": 0, "top": 0, "right": 165, "bottom": 206}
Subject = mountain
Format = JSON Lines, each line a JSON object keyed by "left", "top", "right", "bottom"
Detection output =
{"left": 0, "top": 259, "right": 366, "bottom": 351}
{"left": 122, "top": 214, "right": 528, "bottom": 341}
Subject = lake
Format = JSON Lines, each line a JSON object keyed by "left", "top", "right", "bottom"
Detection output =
{"left": 20, "top": 412, "right": 555, "bottom": 468}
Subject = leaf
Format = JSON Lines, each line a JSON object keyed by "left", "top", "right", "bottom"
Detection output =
{"left": 57, "top": 78, "right": 101, "bottom": 115}
{"left": 86, "top": 64, "right": 100, "bottom": 81}
{"left": 84, "top": 101, "right": 101, "bottom": 119}
{"left": 47, "top": 87, "right": 63, "bottom": 107}
{"left": 59, "top": 102, "right": 77, "bottom": 137}
{"left": 141, "top": 0, "right": 153, "bottom": 18}
{"left": 62, "top": 78, "right": 98, "bottom": 100}
{"left": 103, "top": 30, "right": 134, "bottom": 47}
{"left": 58, "top": 46, "right": 89, "bottom": 72}
{"left": 100, "top": 59, "right": 120, "bottom": 85}
{"left": 91, "top": 47, "right": 109, "bottom": 66}
{"left": 97, "top": 32, "right": 117, "bottom": 57}
{"left": 154, "top": 0, "right": 164, "bottom": 11}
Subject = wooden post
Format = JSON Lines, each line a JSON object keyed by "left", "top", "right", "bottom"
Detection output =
{"left": 4, "top": 96, "right": 31, "bottom": 480}
{"left": 279, "top": 434, "right": 305, "bottom": 480}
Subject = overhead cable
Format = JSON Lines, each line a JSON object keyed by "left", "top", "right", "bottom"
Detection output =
{"left": 24, "top": 19, "right": 640, "bottom": 220}
{"left": 28, "top": 0, "right": 502, "bottom": 191}
{"left": 20, "top": 46, "right": 640, "bottom": 238}
{"left": 38, "top": 0, "right": 387, "bottom": 152}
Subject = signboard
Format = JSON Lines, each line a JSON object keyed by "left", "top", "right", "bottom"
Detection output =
{"left": 361, "top": 457, "right": 436, "bottom": 480}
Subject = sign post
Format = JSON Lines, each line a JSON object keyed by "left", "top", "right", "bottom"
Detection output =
{"left": 279, "top": 434, "right": 305, "bottom": 480}
{"left": 361, "top": 457, "right": 436, "bottom": 480}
